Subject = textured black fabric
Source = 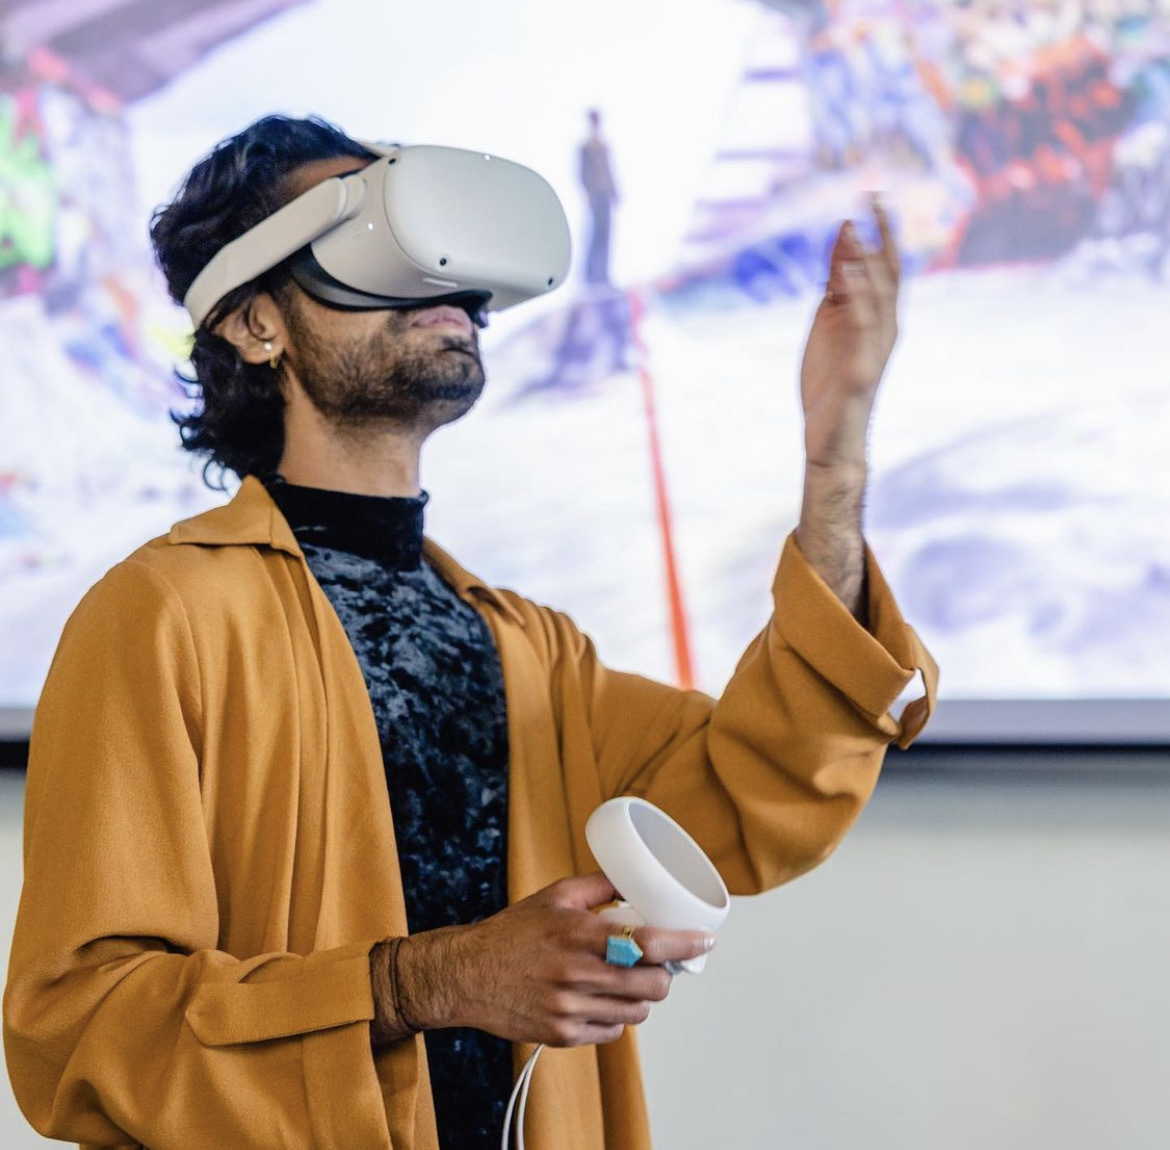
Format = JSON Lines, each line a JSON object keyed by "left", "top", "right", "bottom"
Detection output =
{"left": 264, "top": 477, "right": 513, "bottom": 1148}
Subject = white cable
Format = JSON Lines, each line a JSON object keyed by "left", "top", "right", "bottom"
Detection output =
{"left": 501, "top": 1043, "right": 545, "bottom": 1150}
{"left": 514, "top": 1043, "right": 542, "bottom": 1150}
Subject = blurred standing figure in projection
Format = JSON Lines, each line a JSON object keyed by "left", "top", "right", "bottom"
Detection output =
{"left": 529, "top": 109, "right": 630, "bottom": 393}
{"left": 580, "top": 108, "right": 618, "bottom": 284}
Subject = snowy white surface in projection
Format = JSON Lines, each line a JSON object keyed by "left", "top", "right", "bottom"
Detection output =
{"left": 3, "top": 257, "right": 1169, "bottom": 709}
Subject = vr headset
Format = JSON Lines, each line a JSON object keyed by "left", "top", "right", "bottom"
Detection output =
{"left": 184, "top": 141, "right": 572, "bottom": 329}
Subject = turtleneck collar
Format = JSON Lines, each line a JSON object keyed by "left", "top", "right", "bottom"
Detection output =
{"left": 262, "top": 475, "right": 427, "bottom": 570}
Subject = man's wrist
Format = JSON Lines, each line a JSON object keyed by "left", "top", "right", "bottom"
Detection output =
{"left": 393, "top": 929, "right": 466, "bottom": 1033}
{"left": 802, "top": 395, "right": 872, "bottom": 469}
{"left": 802, "top": 455, "right": 868, "bottom": 482}
{"left": 370, "top": 939, "right": 421, "bottom": 1048}
{"left": 796, "top": 460, "right": 868, "bottom": 623}
{"left": 369, "top": 935, "right": 443, "bottom": 1049}
{"left": 369, "top": 941, "right": 406, "bottom": 1048}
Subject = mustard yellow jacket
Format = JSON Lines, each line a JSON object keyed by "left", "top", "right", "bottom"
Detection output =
{"left": 4, "top": 477, "right": 936, "bottom": 1149}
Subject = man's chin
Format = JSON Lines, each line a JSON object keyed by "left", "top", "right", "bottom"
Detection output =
{"left": 430, "top": 378, "right": 485, "bottom": 418}
{"left": 300, "top": 350, "right": 485, "bottom": 427}
{"left": 369, "top": 376, "right": 485, "bottom": 427}
{"left": 437, "top": 353, "right": 486, "bottom": 394}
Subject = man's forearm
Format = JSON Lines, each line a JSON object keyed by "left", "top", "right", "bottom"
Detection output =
{"left": 795, "top": 459, "right": 868, "bottom": 625}
{"left": 793, "top": 196, "right": 898, "bottom": 623}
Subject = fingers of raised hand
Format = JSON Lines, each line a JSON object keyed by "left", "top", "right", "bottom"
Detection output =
{"left": 825, "top": 210, "right": 899, "bottom": 309}
{"left": 826, "top": 221, "right": 860, "bottom": 290}
{"left": 824, "top": 223, "right": 869, "bottom": 309}
{"left": 870, "top": 195, "right": 902, "bottom": 286}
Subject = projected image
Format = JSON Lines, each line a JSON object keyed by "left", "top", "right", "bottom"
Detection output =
{"left": 1, "top": 0, "right": 1168, "bottom": 725}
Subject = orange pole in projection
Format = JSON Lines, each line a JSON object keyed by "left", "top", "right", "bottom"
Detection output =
{"left": 627, "top": 288, "right": 695, "bottom": 691}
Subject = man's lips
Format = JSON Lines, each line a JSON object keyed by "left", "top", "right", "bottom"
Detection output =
{"left": 409, "top": 305, "right": 474, "bottom": 338}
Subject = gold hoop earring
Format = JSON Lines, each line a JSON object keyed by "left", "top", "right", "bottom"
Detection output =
{"left": 263, "top": 340, "right": 281, "bottom": 370}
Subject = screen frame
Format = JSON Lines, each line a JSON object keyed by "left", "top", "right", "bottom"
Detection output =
{"left": 3, "top": 701, "right": 1168, "bottom": 747}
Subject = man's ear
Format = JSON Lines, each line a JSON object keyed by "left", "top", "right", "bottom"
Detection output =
{"left": 214, "top": 292, "right": 288, "bottom": 366}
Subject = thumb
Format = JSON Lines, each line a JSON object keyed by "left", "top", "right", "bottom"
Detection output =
{"left": 544, "top": 872, "right": 619, "bottom": 910}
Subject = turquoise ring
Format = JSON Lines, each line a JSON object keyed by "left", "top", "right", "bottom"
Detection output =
{"left": 605, "top": 928, "right": 643, "bottom": 968}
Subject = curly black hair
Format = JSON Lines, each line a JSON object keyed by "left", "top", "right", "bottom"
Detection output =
{"left": 150, "top": 115, "right": 374, "bottom": 487}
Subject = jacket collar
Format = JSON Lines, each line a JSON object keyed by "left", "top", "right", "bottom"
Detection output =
{"left": 168, "top": 475, "right": 525, "bottom": 625}
{"left": 169, "top": 475, "right": 300, "bottom": 553}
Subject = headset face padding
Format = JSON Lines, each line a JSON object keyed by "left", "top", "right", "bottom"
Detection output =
{"left": 288, "top": 248, "right": 492, "bottom": 326}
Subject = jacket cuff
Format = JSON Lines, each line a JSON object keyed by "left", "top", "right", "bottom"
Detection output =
{"left": 184, "top": 941, "right": 376, "bottom": 1047}
{"left": 774, "top": 533, "right": 938, "bottom": 745}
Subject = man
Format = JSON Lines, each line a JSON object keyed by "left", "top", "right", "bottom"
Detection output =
{"left": 4, "top": 116, "right": 936, "bottom": 1149}
{"left": 535, "top": 108, "right": 630, "bottom": 393}
{"left": 579, "top": 108, "right": 619, "bottom": 287}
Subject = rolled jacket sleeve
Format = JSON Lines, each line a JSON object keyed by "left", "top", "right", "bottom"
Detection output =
{"left": 772, "top": 533, "right": 938, "bottom": 747}
{"left": 569, "top": 532, "right": 937, "bottom": 896}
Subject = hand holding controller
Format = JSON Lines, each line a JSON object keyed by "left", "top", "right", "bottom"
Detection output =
{"left": 502, "top": 799, "right": 728, "bottom": 1148}
{"left": 585, "top": 796, "right": 730, "bottom": 974}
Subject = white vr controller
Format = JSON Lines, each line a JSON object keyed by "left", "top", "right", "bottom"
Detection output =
{"left": 585, "top": 796, "right": 730, "bottom": 974}
{"left": 503, "top": 800, "right": 730, "bottom": 1149}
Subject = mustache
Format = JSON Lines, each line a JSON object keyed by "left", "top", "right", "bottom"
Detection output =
{"left": 386, "top": 312, "right": 480, "bottom": 350}
{"left": 436, "top": 332, "right": 480, "bottom": 353}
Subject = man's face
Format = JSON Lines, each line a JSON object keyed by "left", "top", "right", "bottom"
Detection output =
{"left": 276, "top": 156, "right": 486, "bottom": 432}
{"left": 282, "top": 291, "right": 485, "bottom": 431}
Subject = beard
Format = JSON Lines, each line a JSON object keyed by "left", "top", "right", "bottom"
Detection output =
{"left": 283, "top": 302, "right": 486, "bottom": 430}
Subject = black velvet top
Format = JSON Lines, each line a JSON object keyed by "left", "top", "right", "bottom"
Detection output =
{"left": 264, "top": 477, "right": 512, "bottom": 1148}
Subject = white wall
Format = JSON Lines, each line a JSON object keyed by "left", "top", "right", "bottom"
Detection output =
{"left": 640, "top": 756, "right": 1170, "bottom": 1150}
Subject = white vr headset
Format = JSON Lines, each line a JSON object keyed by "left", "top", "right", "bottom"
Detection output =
{"left": 184, "top": 141, "right": 572, "bottom": 329}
